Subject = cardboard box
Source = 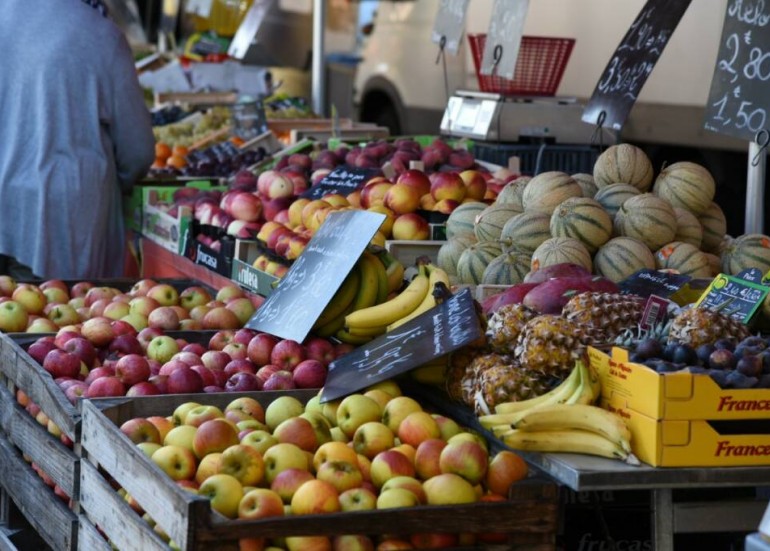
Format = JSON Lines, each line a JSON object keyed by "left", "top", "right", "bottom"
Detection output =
{"left": 183, "top": 235, "right": 235, "bottom": 277}
{"left": 230, "top": 239, "right": 280, "bottom": 297}
{"left": 141, "top": 204, "right": 192, "bottom": 255}
{"left": 124, "top": 178, "right": 224, "bottom": 231}
{"left": 589, "top": 346, "right": 770, "bottom": 421}
{"left": 602, "top": 399, "right": 770, "bottom": 467}
{"left": 386, "top": 240, "right": 444, "bottom": 268}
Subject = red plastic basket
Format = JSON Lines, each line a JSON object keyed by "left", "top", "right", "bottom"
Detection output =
{"left": 468, "top": 34, "right": 575, "bottom": 96}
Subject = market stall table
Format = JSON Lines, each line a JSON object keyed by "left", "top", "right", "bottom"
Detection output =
{"left": 520, "top": 451, "right": 770, "bottom": 551}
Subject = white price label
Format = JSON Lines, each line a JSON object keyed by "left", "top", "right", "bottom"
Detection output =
{"left": 185, "top": 0, "right": 214, "bottom": 17}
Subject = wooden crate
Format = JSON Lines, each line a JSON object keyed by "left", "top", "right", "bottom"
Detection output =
{"left": 386, "top": 240, "right": 444, "bottom": 268}
{"left": 80, "top": 391, "right": 559, "bottom": 551}
{"left": 0, "top": 427, "right": 108, "bottom": 551}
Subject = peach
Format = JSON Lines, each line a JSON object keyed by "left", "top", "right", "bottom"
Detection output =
{"left": 391, "top": 213, "right": 430, "bottom": 241}
{"left": 430, "top": 172, "right": 466, "bottom": 202}
{"left": 383, "top": 183, "right": 422, "bottom": 215}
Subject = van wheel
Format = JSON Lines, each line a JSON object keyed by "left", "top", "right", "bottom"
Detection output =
{"left": 361, "top": 93, "right": 402, "bottom": 135}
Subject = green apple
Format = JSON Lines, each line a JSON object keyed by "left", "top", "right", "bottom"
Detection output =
{"left": 147, "top": 335, "right": 180, "bottom": 364}
{"left": 265, "top": 396, "right": 304, "bottom": 431}
{"left": 336, "top": 394, "right": 382, "bottom": 438}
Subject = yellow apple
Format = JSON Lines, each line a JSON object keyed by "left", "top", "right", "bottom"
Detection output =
{"left": 198, "top": 473, "right": 243, "bottom": 518}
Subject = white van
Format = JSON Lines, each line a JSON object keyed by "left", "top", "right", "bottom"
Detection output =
{"left": 353, "top": 0, "right": 739, "bottom": 152}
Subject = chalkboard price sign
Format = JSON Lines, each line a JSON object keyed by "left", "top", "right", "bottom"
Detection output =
{"left": 704, "top": 0, "right": 770, "bottom": 141}
{"left": 301, "top": 167, "right": 382, "bottom": 200}
{"left": 582, "top": 0, "right": 692, "bottom": 131}
{"left": 320, "top": 287, "right": 482, "bottom": 402}
{"left": 431, "top": 0, "right": 470, "bottom": 55}
{"left": 694, "top": 273, "right": 769, "bottom": 323}
{"left": 245, "top": 210, "right": 386, "bottom": 342}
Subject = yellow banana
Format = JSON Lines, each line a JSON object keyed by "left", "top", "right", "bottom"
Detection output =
{"left": 312, "top": 269, "right": 360, "bottom": 329}
{"left": 347, "top": 324, "right": 388, "bottom": 337}
{"left": 349, "top": 255, "right": 379, "bottom": 312}
{"left": 513, "top": 404, "right": 632, "bottom": 453}
{"left": 344, "top": 267, "right": 429, "bottom": 329}
{"left": 491, "top": 364, "right": 582, "bottom": 416}
{"left": 366, "top": 251, "right": 390, "bottom": 305}
{"left": 410, "top": 363, "right": 447, "bottom": 385}
{"left": 335, "top": 328, "right": 373, "bottom": 345}
{"left": 386, "top": 264, "right": 451, "bottom": 331}
{"left": 314, "top": 301, "right": 355, "bottom": 338}
{"left": 586, "top": 362, "right": 602, "bottom": 400}
{"left": 565, "top": 362, "right": 596, "bottom": 406}
{"left": 501, "top": 428, "right": 640, "bottom": 465}
{"left": 377, "top": 250, "right": 406, "bottom": 293}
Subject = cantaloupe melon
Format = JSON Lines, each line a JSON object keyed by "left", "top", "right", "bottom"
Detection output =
{"left": 494, "top": 176, "right": 531, "bottom": 210}
{"left": 594, "top": 184, "right": 641, "bottom": 217}
{"left": 673, "top": 207, "right": 703, "bottom": 249}
{"left": 614, "top": 194, "right": 677, "bottom": 251}
{"left": 521, "top": 171, "right": 582, "bottom": 214}
{"left": 655, "top": 241, "right": 712, "bottom": 278}
{"left": 550, "top": 197, "right": 612, "bottom": 254}
{"left": 474, "top": 203, "right": 522, "bottom": 242}
{"left": 499, "top": 211, "right": 552, "bottom": 254}
{"left": 531, "top": 237, "right": 592, "bottom": 272}
{"left": 437, "top": 234, "right": 477, "bottom": 276}
{"left": 594, "top": 237, "right": 656, "bottom": 282}
{"left": 653, "top": 161, "right": 715, "bottom": 215}
{"left": 445, "top": 201, "right": 486, "bottom": 239}
{"left": 481, "top": 251, "right": 532, "bottom": 285}
{"left": 698, "top": 202, "right": 727, "bottom": 253}
{"left": 456, "top": 241, "right": 504, "bottom": 284}
{"left": 593, "top": 143, "right": 654, "bottom": 191}
{"left": 572, "top": 173, "right": 598, "bottom": 198}
{"left": 721, "top": 234, "right": 770, "bottom": 275}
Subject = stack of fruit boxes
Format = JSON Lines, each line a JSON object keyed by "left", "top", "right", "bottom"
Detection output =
{"left": 0, "top": 334, "right": 108, "bottom": 550}
{"left": 590, "top": 346, "right": 770, "bottom": 467}
{"left": 77, "top": 391, "right": 559, "bottom": 550}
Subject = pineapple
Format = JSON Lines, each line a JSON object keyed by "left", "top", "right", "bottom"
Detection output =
{"left": 485, "top": 303, "right": 538, "bottom": 354}
{"left": 668, "top": 308, "right": 750, "bottom": 348}
{"left": 446, "top": 346, "right": 483, "bottom": 402}
{"left": 562, "top": 292, "right": 647, "bottom": 342}
{"left": 474, "top": 362, "right": 552, "bottom": 415}
{"left": 458, "top": 353, "right": 508, "bottom": 407}
{"left": 513, "top": 315, "right": 591, "bottom": 378}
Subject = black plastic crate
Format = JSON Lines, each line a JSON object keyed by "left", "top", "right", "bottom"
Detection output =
{"left": 474, "top": 142, "right": 600, "bottom": 176}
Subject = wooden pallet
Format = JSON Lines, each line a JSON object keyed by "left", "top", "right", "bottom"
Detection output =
{"left": 79, "top": 391, "right": 559, "bottom": 551}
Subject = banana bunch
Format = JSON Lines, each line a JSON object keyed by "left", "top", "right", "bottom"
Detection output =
{"left": 341, "top": 261, "right": 451, "bottom": 344}
{"left": 479, "top": 362, "right": 639, "bottom": 465}
{"left": 312, "top": 251, "right": 405, "bottom": 343}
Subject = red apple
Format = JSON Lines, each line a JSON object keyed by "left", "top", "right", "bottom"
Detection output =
{"left": 201, "top": 350, "right": 231, "bottom": 371}
{"left": 225, "top": 372, "right": 262, "bottom": 392}
{"left": 126, "top": 381, "right": 162, "bottom": 397}
{"left": 303, "top": 337, "right": 336, "bottom": 367}
{"left": 108, "top": 334, "right": 144, "bottom": 357}
{"left": 166, "top": 366, "right": 204, "bottom": 394}
{"left": 42, "top": 349, "right": 82, "bottom": 379}
{"left": 291, "top": 359, "right": 327, "bottom": 389}
{"left": 269, "top": 339, "right": 306, "bottom": 372}
{"left": 86, "top": 376, "right": 126, "bottom": 398}
{"left": 247, "top": 333, "right": 280, "bottom": 366}
{"left": 114, "top": 354, "right": 151, "bottom": 387}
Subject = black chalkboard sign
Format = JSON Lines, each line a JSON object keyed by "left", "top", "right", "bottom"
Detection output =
{"left": 301, "top": 167, "right": 382, "bottom": 200}
{"left": 245, "top": 210, "right": 386, "bottom": 341}
{"left": 432, "top": 0, "right": 471, "bottom": 55}
{"left": 619, "top": 268, "right": 691, "bottom": 299}
{"left": 695, "top": 273, "right": 769, "bottom": 323}
{"left": 738, "top": 267, "right": 765, "bottom": 284}
{"left": 320, "top": 287, "right": 482, "bottom": 402}
{"left": 704, "top": 1, "right": 770, "bottom": 141}
{"left": 582, "top": 0, "right": 692, "bottom": 131}
{"left": 232, "top": 99, "right": 269, "bottom": 140}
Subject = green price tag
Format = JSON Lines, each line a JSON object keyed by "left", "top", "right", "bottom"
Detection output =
{"left": 694, "top": 273, "right": 769, "bottom": 324}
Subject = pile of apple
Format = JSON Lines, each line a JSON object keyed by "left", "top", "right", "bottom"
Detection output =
{"left": 0, "top": 277, "right": 261, "bottom": 334}
{"left": 117, "top": 381, "right": 530, "bottom": 549}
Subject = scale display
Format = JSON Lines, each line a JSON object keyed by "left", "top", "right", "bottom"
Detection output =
{"left": 440, "top": 96, "right": 499, "bottom": 139}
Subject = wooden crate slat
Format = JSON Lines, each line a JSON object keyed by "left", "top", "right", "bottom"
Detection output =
{"left": 0, "top": 382, "right": 78, "bottom": 496}
{"left": 80, "top": 400, "right": 205, "bottom": 550}
{"left": 0, "top": 432, "right": 77, "bottom": 550}
{"left": 0, "top": 335, "right": 79, "bottom": 440}
{"left": 76, "top": 513, "right": 111, "bottom": 551}
{"left": 78, "top": 460, "right": 168, "bottom": 551}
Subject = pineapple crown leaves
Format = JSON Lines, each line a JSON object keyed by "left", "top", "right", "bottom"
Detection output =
{"left": 613, "top": 318, "right": 673, "bottom": 348}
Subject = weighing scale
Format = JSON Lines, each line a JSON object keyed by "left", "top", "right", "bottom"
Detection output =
{"left": 440, "top": 90, "right": 599, "bottom": 144}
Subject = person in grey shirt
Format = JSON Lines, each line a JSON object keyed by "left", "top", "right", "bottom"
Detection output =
{"left": 0, "top": 0, "right": 155, "bottom": 279}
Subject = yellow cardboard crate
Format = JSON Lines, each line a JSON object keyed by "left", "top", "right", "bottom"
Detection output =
{"left": 602, "top": 399, "right": 770, "bottom": 467}
{"left": 589, "top": 346, "right": 770, "bottom": 421}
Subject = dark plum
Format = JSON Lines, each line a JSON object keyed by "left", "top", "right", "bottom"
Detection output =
{"left": 629, "top": 352, "right": 646, "bottom": 364}
{"left": 708, "top": 349, "right": 737, "bottom": 370}
{"left": 655, "top": 361, "right": 681, "bottom": 374}
{"left": 758, "top": 374, "right": 770, "bottom": 389}
{"left": 662, "top": 342, "right": 679, "bottom": 361}
{"left": 740, "top": 336, "right": 767, "bottom": 349}
{"left": 684, "top": 366, "right": 708, "bottom": 374}
{"left": 736, "top": 355, "right": 763, "bottom": 378}
{"left": 761, "top": 351, "right": 770, "bottom": 374}
{"left": 671, "top": 344, "right": 698, "bottom": 366}
{"left": 696, "top": 343, "right": 716, "bottom": 365}
{"left": 708, "top": 369, "right": 731, "bottom": 389}
{"left": 714, "top": 338, "right": 736, "bottom": 351}
{"left": 725, "top": 370, "right": 759, "bottom": 389}
{"left": 635, "top": 338, "right": 663, "bottom": 360}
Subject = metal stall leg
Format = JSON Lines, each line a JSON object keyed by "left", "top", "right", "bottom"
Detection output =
{"left": 652, "top": 488, "right": 675, "bottom": 551}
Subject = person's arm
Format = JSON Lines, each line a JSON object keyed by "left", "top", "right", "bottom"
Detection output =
{"left": 109, "top": 36, "right": 155, "bottom": 193}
